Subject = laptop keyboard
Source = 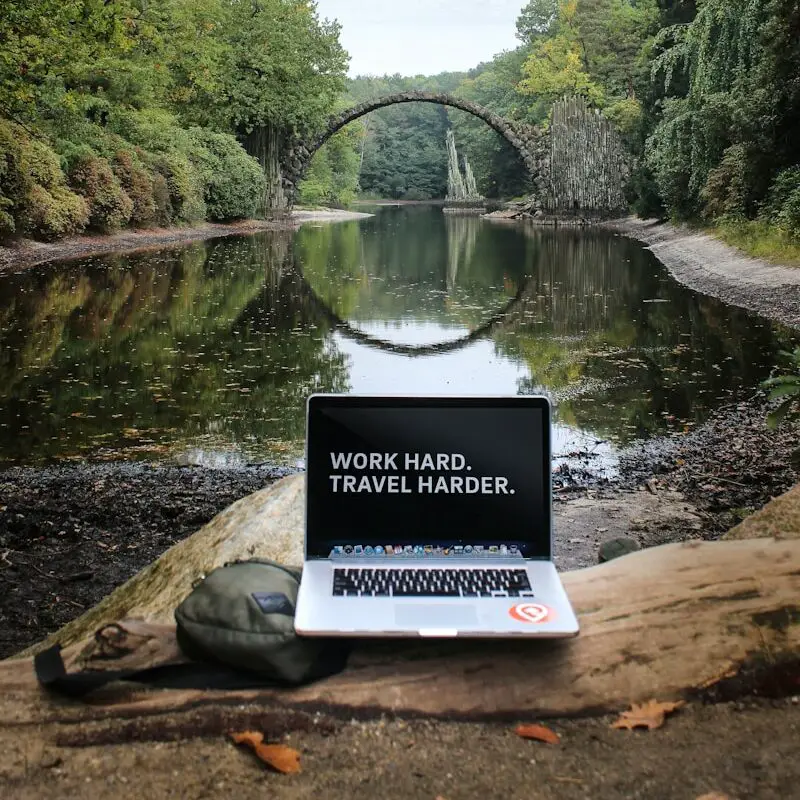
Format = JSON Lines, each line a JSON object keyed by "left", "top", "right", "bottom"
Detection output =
{"left": 332, "top": 567, "right": 533, "bottom": 597}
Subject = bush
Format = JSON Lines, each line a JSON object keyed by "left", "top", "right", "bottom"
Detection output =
{"left": 68, "top": 154, "right": 134, "bottom": 231}
{"left": 22, "top": 183, "right": 89, "bottom": 240}
{"left": 763, "top": 167, "right": 800, "bottom": 238}
{"left": 187, "top": 128, "right": 264, "bottom": 221}
{"left": 152, "top": 151, "right": 206, "bottom": 223}
{"left": 700, "top": 144, "right": 752, "bottom": 221}
{"left": 402, "top": 187, "right": 431, "bottom": 201}
{"left": 152, "top": 173, "right": 172, "bottom": 226}
{"left": 0, "top": 122, "right": 26, "bottom": 237}
{"left": 0, "top": 123, "right": 88, "bottom": 241}
{"left": 113, "top": 150, "right": 157, "bottom": 228}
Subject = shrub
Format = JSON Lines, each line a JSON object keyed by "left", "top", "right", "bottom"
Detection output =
{"left": 113, "top": 150, "right": 157, "bottom": 227}
{"left": 0, "top": 122, "right": 26, "bottom": 237}
{"left": 152, "top": 173, "right": 172, "bottom": 226}
{"left": 187, "top": 128, "right": 264, "bottom": 221}
{"left": 22, "top": 183, "right": 89, "bottom": 240}
{"left": 68, "top": 154, "right": 134, "bottom": 231}
{"left": 152, "top": 151, "right": 206, "bottom": 223}
{"left": 763, "top": 167, "right": 800, "bottom": 238}
{"left": 0, "top": 123, "right": 88, "bottom": 241}
{"left": 700, "top": 144, "right": 751, "bottom": 221}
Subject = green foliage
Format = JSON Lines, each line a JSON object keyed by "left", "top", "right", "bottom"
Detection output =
{"left": 762, "top": 347, "right": 800, "bottom": 429}
{"left": 712, "top": 219, "right": 800, "bottom": 267}
{"left": 187, "top": 129, "right": 263, "bottom": 221}
{"left": 516, "top": 0, "right": 559, "bottom": 44}
{"left": 189, "top": 0, "right": 349, "bottom": 136}
{"left": 0, "top": 121, "right": 27, "bottom": 236}
{"left": 519, "top": 0, "right": 658, "bottom": 109}
{"left": 113, "top": 151, "right": 157, "bottom": 228}
{"left": 0, "top": 120, "right": 88, "bottom": 241}
{"left": 0, "top": 0, "right": 349, "bottom": 237}
{"left": 20, "top": 141, "right": 89, "bottom": 239}
{"left": 763, "top": 168, "right": 800, "bottom": 238}
{"left": 519, "top": 1, "right": 606, "bottom": 107}
{"left": 300, "top": 127, "right": 360, "bottom": 207}
{"left": 152, "top": 150, "right": 206, "bottom": 224}
{"left": 68, "top": 155, "right": 133, "bottom": 232}
{"left": 700, "top": 143, "right": 752, "bottom": 220}
{"left": 646, "top": 0, "right": 800, "bottom": 230}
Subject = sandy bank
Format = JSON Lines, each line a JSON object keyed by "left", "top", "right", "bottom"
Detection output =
{"left": 0, "top": 209, "right": 373, "bottom": 274}
{"left": 606, "top": 217, "right": 800, "bottom": 329}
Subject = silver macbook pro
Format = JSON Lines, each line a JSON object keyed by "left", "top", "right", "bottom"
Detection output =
{"left": 294, "top": 394, "right": 579, "bottom": 638}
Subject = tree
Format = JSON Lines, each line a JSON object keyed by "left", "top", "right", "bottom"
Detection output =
{"left": 516, "top": 0, "right": 559, "bottom": 44}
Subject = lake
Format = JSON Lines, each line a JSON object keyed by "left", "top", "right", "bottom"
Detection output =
{"left": 0, "top": 206, "right": 793, "bottom": 473}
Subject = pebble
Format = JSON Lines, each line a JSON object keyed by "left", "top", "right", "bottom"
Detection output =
{"left": 598, "top": 537, "right": 641, "bottom": 563}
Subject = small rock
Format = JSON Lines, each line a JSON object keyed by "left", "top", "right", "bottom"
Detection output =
{"left": 40, "top": 754, "right": 63, "bottom": 769}
{"left": 598, "top": 537, "right": 641, "bottom": 563}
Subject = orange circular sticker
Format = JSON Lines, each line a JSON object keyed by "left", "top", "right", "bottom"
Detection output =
{"left": 509, "top": 602, "right": 554, "bottom": 624}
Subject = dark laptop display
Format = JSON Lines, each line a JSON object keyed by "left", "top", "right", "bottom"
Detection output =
{"left": 305, "top": 396, "right": 551, "bottom": 559}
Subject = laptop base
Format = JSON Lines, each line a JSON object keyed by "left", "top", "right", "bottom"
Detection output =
{"left": 295, "top": 559, "right": 579, "bottom": 638}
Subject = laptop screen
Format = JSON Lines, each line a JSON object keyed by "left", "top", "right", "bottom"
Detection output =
{"left": 305, "top": 396, "right": 551, "bottom": 560}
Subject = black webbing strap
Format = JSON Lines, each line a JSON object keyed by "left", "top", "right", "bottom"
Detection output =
{"left": 33, "top": 644, "right": 280, "bottom": 699}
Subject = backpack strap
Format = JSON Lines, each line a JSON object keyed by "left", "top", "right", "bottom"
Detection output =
{"left": 34, "top": 643, "right": 281, "bottom": 699}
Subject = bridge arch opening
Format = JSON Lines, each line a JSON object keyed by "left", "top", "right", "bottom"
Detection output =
{"left": 286, "top": 91, "right": 546, "bottom": 205}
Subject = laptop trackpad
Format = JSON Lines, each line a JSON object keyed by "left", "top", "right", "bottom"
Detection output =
{"left": 395, "top": 604, "right": 478, "bottom": 629}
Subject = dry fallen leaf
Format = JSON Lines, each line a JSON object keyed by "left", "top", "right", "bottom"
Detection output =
{"left": 514, "top": 723, "right": 560, "bottom": 744}
{"left": 230, "top": 731, "right": 301, "bottom": 774}
{"left": 611, "top": 699, "right": 685, "bottom": 731}
{"left": 695, "top": 793, "right": 732, "bottom": 800}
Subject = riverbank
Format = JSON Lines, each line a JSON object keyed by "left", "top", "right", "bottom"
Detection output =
{"left": 605, "top": 216, "right": 800, "bottom": 328}
{"left": 0, "top": 209, "right": 372, "bottom": 275}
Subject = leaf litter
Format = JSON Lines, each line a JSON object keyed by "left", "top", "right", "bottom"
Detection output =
{"left": 230, "top": 730, "right": 301, "bottom": 773}
{"left": 611, "top": 699, "right": 685, "bottom": 731}
{"left": 514, "top": 723, "right": 560, "bottom": 744}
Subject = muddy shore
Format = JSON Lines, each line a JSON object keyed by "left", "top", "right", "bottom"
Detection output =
{"left": 1, "top": 214, "right": 800, "bottom": 659}
{"left": 0, "top": 209, "right": 372, "bottom": 275}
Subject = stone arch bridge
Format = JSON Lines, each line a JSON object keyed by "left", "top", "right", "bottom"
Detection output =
{"left": 278, "top": 91, "right": 628, "bottom": 216}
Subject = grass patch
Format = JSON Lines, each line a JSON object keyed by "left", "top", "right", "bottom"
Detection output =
{"left": 710, "top": 219, "right": 800, "bottom": 267}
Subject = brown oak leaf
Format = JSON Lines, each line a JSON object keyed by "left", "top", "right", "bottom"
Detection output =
{"left": 514, "top": 723, "right": 560, "bottom": 744}
{"left": 230, "top": 731, "right": 301, "bottom": 774}
{"left": 611, "top": 699, "right": 685, "bottom": 731}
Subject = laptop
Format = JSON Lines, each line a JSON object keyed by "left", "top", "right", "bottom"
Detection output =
{"left": 294, "top": 394, "right": 579, "bottom": 638}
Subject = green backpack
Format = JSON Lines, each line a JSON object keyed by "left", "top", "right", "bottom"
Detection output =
{"left": 35, "top": 559, "right": 350, "bottom": 697}
{"left": 174, "top": 558, "right": 350, "bottom": 685}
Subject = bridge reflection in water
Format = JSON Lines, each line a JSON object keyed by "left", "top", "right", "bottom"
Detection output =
{"left": 0, "top": 206, "right": 792, "bottom": 466}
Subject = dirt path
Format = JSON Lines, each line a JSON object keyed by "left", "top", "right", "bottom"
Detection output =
{"left": 2, "top": 698, "right": 798, "bottom": 799}
{"left": 606, "top": 217, "right": 800, "bottom": 328}
{"left": 0, "top": 209, "right": 372, "bottom": 275}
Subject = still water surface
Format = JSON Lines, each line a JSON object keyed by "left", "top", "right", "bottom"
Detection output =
{"left": 0, "top": 206, "right": 793, "bottom": 470}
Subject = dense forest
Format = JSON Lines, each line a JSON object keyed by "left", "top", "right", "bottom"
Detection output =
{"left": 1, "top": 1, "right": 799, "bottom": 249}
{"left": 0, "top": 0, "right": 346, "bottom": 240}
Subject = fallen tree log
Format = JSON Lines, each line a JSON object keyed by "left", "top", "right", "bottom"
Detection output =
{"left": 2, "top": 539, "right": 798, "bottom": 724}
